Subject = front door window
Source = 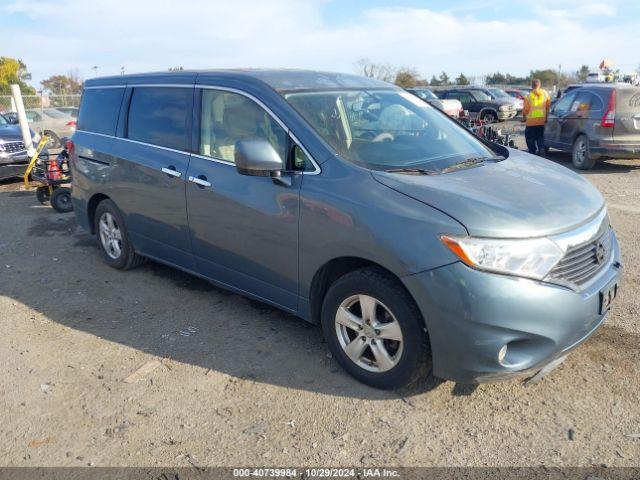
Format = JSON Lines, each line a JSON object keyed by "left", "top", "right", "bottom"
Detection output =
{"left": 200, "top": 90, "right": 287, "bottom": 164}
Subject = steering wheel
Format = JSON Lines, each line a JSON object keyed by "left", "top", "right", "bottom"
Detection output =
{"left": 372, "top": 132, "right": 394, "bottom": 142}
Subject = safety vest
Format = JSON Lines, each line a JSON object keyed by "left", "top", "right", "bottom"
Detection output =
{"left": 528, "top": 90, "right": 548, "bottom": 119}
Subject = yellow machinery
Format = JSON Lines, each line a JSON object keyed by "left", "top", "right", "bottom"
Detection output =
{"left": 22, "top": 135, "right": 73, "bottom": 213}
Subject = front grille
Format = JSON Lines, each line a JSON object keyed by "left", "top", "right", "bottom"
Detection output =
{"left": 0, "top": 141, "right": 26, "bottom": 154}
{"left": 548, "top": 228, "right": 612, "bottom": 285}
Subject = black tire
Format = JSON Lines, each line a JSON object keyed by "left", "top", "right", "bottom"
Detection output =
{"left": 572, "top": 135, "right": 596, "bottom": 170}
{"left": 481, "top": 110, "right": 497, "bottom": 124}
{"left": 44, "top": 130, "right": 61, "bottom": 149}
{"left": 50, "top": 187, "right": 73, "bottom": 213}
{"left": 321, "top": 267, "right": 431, "bottom": 389}
{"left": 94, "top": 199, "right": 146, "bottom": 270}
{"left": 35, "top": 186, "right": 50, "bottom": 205}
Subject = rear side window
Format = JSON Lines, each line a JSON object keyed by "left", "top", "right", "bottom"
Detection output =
{"left": 587, "top": 92, "right": 604, "bottom": 114}
{"left": 571, "top": 92, "right": 592, "bottom": 115}
{"left": 127, "top": 87, "right": 191, "bottom": 151}
{"left": 77, "top": 88, "right": 125, "bottom": 135}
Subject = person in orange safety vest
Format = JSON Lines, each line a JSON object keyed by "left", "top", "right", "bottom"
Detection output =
{"left": 522, "top": 78, "right": 551, "bottom": 155}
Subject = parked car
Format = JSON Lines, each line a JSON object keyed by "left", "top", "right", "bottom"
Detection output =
{"left": 10, "top": 108, "right": 77, "bottom": 148}
{"left": 436, "top": 87, "right": 517, "bottom": 122}
{"left": 54, "top": 106, "right": 79, "bottom": 118}
{"left": 586, "top": 72, "right": 606, "bottom": 83}
{"left": 484, "top": 87, "right": 523, "bottom": 114}
{"left": 0, "top": 113, "right": 43, "bottom": 181}
{"left": 406, "top": 87, "right": 464, "bottom": 118}
{"left": 545, "top": 83, "right": 640, "bottom": 169}
{"left": 505, "top": 88, "right": 525, "bottom": 100}
{"left": 70, "top": 70, "right": 621, "bottom": 389}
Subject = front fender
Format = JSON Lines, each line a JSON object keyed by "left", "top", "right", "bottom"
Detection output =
{"left": 298, "top": 158, "right": 466, "bottom": 298}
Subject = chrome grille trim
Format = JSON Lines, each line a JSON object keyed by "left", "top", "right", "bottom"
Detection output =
{"left": 547, "top": 224, "right": 613, "bottom": 287}
{"left": 551, "top": 208, "right": 609, "bottom": 253}
{"left": 0, "top": 141, "right": 26, "bottom": 154}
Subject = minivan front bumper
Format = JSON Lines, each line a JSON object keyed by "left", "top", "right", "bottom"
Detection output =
{"left": 402, "top": 232, "right": 622, "bottom": 384}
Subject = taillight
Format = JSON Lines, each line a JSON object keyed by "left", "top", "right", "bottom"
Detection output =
{"left": 66, "top": 120, "right": 77, "bottom": 127}
{"left": 601, "top": 89, "right": 616, "bottom": 128}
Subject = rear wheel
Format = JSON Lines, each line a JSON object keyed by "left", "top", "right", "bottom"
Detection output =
{"left": 321, "top": 267, "right": 431, "bottom": 389}
{"left": 94, "top": 199, "right": 145, "bottom": 270}
{"left": 50, "top": 187, "right": 73, "bottom": 213}
{"left": 572, "top": 135, "right": 596, "bottom": 170}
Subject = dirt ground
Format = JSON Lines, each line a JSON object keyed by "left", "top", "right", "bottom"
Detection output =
{"left": 1, "top": 142, "right": 639, "bottom": 468}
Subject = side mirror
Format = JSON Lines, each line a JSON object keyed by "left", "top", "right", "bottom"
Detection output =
{"left": 235, "top": 137, "right": 283, "bottom": 177}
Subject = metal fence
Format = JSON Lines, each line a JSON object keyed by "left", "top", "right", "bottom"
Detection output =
{"left": 0, "top": 94, "right": 81, "bottom": 113}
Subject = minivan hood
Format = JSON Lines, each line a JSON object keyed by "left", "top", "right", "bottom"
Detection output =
{"left": 372, "top": 149, "right": 605, "bottom": 238}
{"left": 0, "top": 124, "right": 25, "bottom": 142}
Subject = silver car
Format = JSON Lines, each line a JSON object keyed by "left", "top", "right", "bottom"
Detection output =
{"left": 23, "top": 108, "right": 76, "bottom": 147}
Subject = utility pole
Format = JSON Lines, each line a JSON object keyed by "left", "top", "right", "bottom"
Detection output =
{"left": 92, "top": 66, "right": 99, "bottom": 77}
{"left": 121, "top": 66, "right": 125, "bottom": 76}
{"left": 558, "top": 63, "right": 562, "bottom": 87}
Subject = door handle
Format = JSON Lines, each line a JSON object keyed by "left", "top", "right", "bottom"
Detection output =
{"left": 188, "top": 175, "right": 211, "bottom": 188}
{"left": 162, "top": 166, "right": 182, "bottom": 178}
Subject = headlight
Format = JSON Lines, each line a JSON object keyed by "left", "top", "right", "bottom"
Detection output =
{"left": 441, "top": 235, "right": 564, "bottom": 280}
{"left": 499, "top": 105, "right": 509, "bottom": 111}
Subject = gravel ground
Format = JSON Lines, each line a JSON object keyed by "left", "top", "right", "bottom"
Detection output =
{"left": 0, "top": 141, "right": 639, "bottom": 468}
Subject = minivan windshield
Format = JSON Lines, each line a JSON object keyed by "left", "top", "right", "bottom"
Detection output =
{"left": 284, "top": 89, "right": 497, "bottom": 171}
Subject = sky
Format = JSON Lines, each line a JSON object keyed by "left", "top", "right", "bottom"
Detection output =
{"left": 2, "top": 0, "right": 640, "bottom": 87}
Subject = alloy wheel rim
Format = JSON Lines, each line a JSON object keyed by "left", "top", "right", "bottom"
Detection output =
{"left": 334, "top": 294, "right": 403, "bottom": 373}
{"left": 99, "top": 212, "right": 122, "bottom": 259}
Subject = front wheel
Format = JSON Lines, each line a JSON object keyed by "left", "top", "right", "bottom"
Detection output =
{"left": 321, "top": 267, "right": 431, "bottom": 389}
{"left": 481, "top": 111, "right": 497, "bottom": 124}
{"left": 572, "top": 135, "right": 596, "bottom": 170}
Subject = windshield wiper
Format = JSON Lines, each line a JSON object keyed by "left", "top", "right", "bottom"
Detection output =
{"left": 440, "top": 156, "right": 504, "bottom": 174}
{"left": 385, "top": 167, "right": 439, "bottom": 175}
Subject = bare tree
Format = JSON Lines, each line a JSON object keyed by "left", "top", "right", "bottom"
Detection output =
{"left": 356, "top": 58, "right": 395, "bottom": 82}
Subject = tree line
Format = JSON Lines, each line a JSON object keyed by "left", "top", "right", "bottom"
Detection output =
{"left": 357, "top": 58, "right": 596, "bottom": 89}
{"left": 1, "top": 56, "right": 82, "bottom": 96}
{"left": 0, "top": 55, "right": 633, "bottom": 97}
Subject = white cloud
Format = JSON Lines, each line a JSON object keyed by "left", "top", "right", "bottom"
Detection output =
{"left": 2, "top": 0, "right": 639, "bottom": 85}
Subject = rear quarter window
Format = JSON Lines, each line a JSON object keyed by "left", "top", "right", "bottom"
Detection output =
{"left": 77, "top": 88, "right": 125, "bottom": 136}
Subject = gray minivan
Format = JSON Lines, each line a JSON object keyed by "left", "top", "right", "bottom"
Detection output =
{"left": 70, "top": 70, "right": 622, "bottom": 389}
{"left": 545, "top": 84, "right": 640, "bottom": 169}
